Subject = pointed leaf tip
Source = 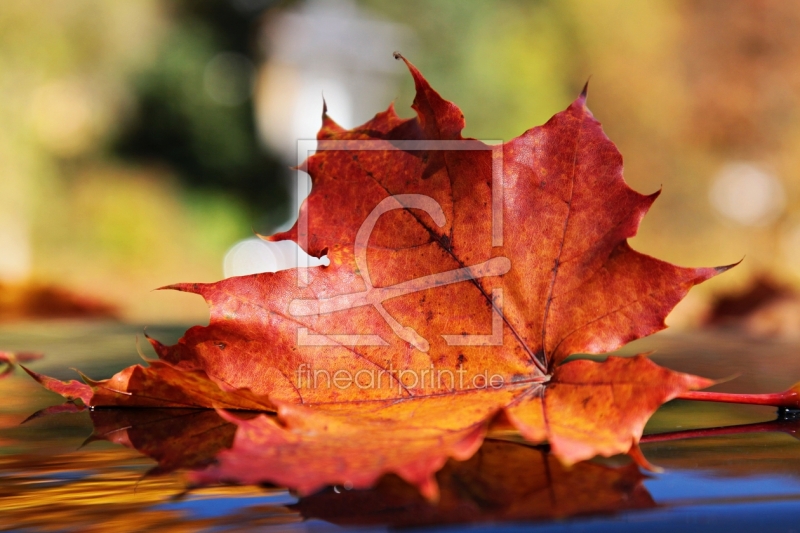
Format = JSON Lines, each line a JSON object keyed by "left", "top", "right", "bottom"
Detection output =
{"left": 392, "top": 52, "right": 425, "bottom": 86}
{"left": 628, "top": 443, "right": 663, "bottom": 473}
{"left": 716, "top": 258, "right": 744, "bottom": 274}
{"left": 145, "top": 333, "right": 166, "bottom": 351}
{"left": 157, "top": 282, "right": 205, "bottom": 295}
{"left": 581, "top": 79, "right": 590, "bottom": 99}
{"left": 21, "top": 365, "right": 93, "bottom": 405}
{"left": 648, "top": 186, "right": 663, "bottom": 200}
{"left": 73, "top": 368, "right": 101, "bottom": 387}
{"left": 416, "top": 475, "right": 440, "bottom": 502}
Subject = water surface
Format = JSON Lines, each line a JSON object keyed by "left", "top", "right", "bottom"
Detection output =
{"left": 2, "top": 323, "right": 800, "bottom": 532}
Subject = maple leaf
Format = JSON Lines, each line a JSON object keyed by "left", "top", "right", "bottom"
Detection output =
{"left": 29, "top": 55, "right": 730, "bottom": 498}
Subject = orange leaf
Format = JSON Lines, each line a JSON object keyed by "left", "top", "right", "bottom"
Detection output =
{"left": 30, "top": 55, "right": 727, "bottom": 496}
{"left": 506, "top": 355, "right": 712, "bottom": 464}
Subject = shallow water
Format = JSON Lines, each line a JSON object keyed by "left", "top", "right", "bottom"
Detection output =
{"left": 2, "top": 323, "right": 800, "bottom": 532}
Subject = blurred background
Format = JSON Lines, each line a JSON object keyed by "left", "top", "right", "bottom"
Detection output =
{"left": 2, "top": 0, "right": 799, "bottom": 328}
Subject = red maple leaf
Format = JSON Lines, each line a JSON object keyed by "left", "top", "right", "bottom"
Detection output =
{"left": 28, "top": 55, "right": 744, "bottom": 499}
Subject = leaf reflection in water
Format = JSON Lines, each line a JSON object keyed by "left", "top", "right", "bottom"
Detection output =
{"left": 87, "top": 408, "right": 242, "bottom": 476}
{"left": 19, "top": 408, "right": 656, "bottom": 528}
{"left": 14, "top": 406, "right": 800, "bottom": 530}
{"left": 291, "top": 440, "right": 654, "bottom": 527}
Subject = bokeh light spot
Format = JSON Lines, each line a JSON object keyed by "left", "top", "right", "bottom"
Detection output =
{"left": 224, "top": 237, "right": 328, "bottom": 278}
{"left": 709, "top": 162, "right": 785, "bottom": 227}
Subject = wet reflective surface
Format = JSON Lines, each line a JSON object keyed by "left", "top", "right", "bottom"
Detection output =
{"left": 2, "top": 322, "right": 800, "bottom": 531}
